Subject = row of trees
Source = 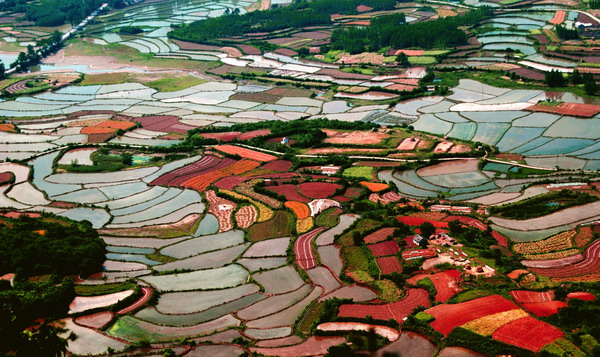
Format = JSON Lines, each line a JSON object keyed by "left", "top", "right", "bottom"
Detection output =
{"left": 169, "top": 0, "right": 397, "bottom": 44}
{"left": 10, "top": 30, "right": 63, "bottom": 72}
{"left": 24, "top": 0, "right": 123, "bottom": 26}
{"left": 545, "top": 69, "right": 599, "bottom": 95}
{"left": 329, "top": 7, "right": 494, "bottom": 53}
{"left": 556, "top": 25, "right": 579, "bottom": 40}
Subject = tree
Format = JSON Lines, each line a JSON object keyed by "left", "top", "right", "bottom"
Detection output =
{"left": 419, "top": 222, "right": 436, "bottom": 239}
{"left": 396, "top": 52, "right": 409, "bottom": 66}
{"left": 585, "top": 79, "right": 598, "bottom": 95}
{"left": 0, "top": 62, "right": 5, "bottom": 80}
{"left": 570, "top": 68, "right": 583, "bottom": 85}
{"left": 18, "top": 324, "right": 73, "bottom": 357}
{"left": 545, "top": 70, "right": 566, "bottom": 87}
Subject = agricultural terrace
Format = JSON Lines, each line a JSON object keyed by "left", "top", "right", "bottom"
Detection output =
{"left": 1, "top": 0, "right": 600, "bottom": 353}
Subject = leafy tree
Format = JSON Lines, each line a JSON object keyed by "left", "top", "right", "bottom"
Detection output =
{"left": 396, "top": 52, "right": 409, "bottom": 66}
{"left": 570, "top": 68, "right": 583, "bottom": 85}
{"left": 545, "top": 70, "right": 566, "bottom": 87}
{"left": 556, "top": 25, "right": 579, "bottom": 40}
{"left": 0, "top": 62, "right": 5, "bottom": 80}
{"left": 419, "top": 222, "right": 436, "bottom": 239}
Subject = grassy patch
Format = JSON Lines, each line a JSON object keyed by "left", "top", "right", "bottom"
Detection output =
{"left": 490, "top": 190, "right": 599, "bottom": 220}
{"left": 315, "top": 207, "right": 341, "bottom": 228}
{"left": 79, "top": 72, "right": 207, "bottom": 91}
{"left": 340, "top": 67, "right": 377, "bottom": 75}
{"left": 422, "top": 50, "right": 449, "bottom": 56}
{"left": 75, "top": 282, "right": 136, "bottom": 296}
{"left": 65, "top": 40, "right": 220, "bottom": 72}
{"left": 374, "top": 279, "right": 401, "bottom": 302}
{"left": 343, "top": 166, "right": 375, "bottom": 180}
{"left": 247, "top": 210, "right": 293, "bottom": 242}
{"left": 297, "top": 301, "right": 325, "bottom": 335}
{"left": 337, "top": 219, "right": 381, "bottom": 246}
{"left": 146, "top": 252, "right": 176, "bottom": 263}
{"left": 343, "top": 246, "right": 370, "bottom": 271}
{"left": 408, "top": 56, "right": 437, "bottom": 65}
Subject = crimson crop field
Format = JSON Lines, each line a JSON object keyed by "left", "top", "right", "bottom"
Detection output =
{"left": 295, "top": 227, "right": 327, "bottom": 270}
{"left": 376, "top": 256, "right": 402, "bottom": 274}
{"left": 215, "top": 145, "right": 277, "bottom": 162}
{"left": 182, "top": 160, "right": 260, "bottom": 191}
{"left": 151, "top": 155, "right": 223, "bottom": 186}
{"left": 364, "top": 228, "right": 395, "bottom": 244}
{"left": 368, "top": 241, "right": 400, "bottom": 257}
{"left": 397, "top": 216, "right": 449, "bottom": 228}
{"left": 268, "top": 185, "right": 310, "bottom": 202}
{"left": 298, "top": 182, "right": 342, "bottom": 199}
{"left": 520, "top": 301, "right": 566, "bottom": 317}
{"left": 531, "top": 239, "right": 600, "bottom": 278}
{"left": 567, "top": 292, "right": 595, "bottom": 301}
{"left": 338, "top": 288, "right": 430, "bottom": 322}
{"left": 426, "top": 295, "right": 519, "bottom": 336}
{"left": 491, "top": 316, "right": 563, "bottom": 352}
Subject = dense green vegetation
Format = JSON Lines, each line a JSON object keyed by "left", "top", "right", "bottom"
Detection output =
{"left": 169, "top": 0, "right": 396, "bottom": 44}
{"left": 0, "top": 214, "right": 105, "bottom": 277}
{"left": 556, "top": 25, "right": 579, "bottom": 40}
{"left": 330, "top": 8, "right": 494, "bottom": 53}
{"left": 0, "top": 214, "right": 105, "bottom": 356}
{"left": 591, "top": 0, "right": 600, "bottom": 9}
{"left": 186, "top": 118, "right": 379, "bottom": 153}
{"left": 24, "top": 0, "right": 124, "bottom": 26}
{"left": 118, "top": 26, "right": 144, "bottom": 35}
{"left": 489, "top": 190, "right": 598, "bottom": 220}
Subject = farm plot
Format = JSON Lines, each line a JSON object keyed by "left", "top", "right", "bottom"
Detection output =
{"left": 69, "top": 290, "right": 134, "bottom": 315}
{"left": 530, "top": 239, "right": 600, "bottom": 278}
{"left": 376, "top": 256, "right": 403, "bottom": 274}
{"left": 154, "top": 243, "right": 250, "bottom": 272}
{"left": 364, "top": 227, "right": 396, "bottom": 244}
{"left": 307, "top": 266, "right": 341, "bottom": 294}
{"left": 491, "top": 316, "right": 563, "bottom": 352}
{"left": 295, "top": 227, "right": 328, "bottom": 269}
{"left": 182, "top": 160, "right": 261, "bottom": 191}
{"left": 205, "top": 190, "right": 236, "bottom": 232}
{"left": 267, "top": 184, "right": 310, "bottom": 202}
{"left": 338, "top": 288, "right": 430, "bottom": 323}
{"left": 245, "top": 287, "right": 323, "bottom": 329}
{"left": 298, "top": 182, "right": 342, "bottom": 199}
{"left": 285, "top": 201, "right": 310, "bottom": 219}
{"left": 107, "top": 314, "right": 240, "bottom": 342}
{"left": 156, "top": 284, "right": 260, "bottom": 315}
{"left": 243, "top": 237, "right": 290, "bottom": 257}
{"left": 141, "top": 264, "right": 248, "bottom": 291}
{"left": 161, "top": 230, "right": 244, "bottom": 258}
{"left": 368, "top": 241, "right": 400, "bottom": 257}
{"left": 410, "top": 270, "right": 462, "bottom": 302}
{"left": 214, "top": 145, "right": 277, "bottom": 162}
{"left": 253, "top": 265, "right": 305, "bottom": 294}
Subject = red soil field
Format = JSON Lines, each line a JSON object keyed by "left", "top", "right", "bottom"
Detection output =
{"left": 182, "top": 160, "right": 260, "bottom": 191}
{"left": 527, "top": 103, "right": 600, "bottom": 118}
{"left": 549, "top": 10, "right": 566, "bottom": 25}
{"left": 431, "top": 270, "right": 462, "bottom": 302}
{"left": 426, "top": 295, "right": 519, "bottom": 336}
{"left": 213, "top": 176, "right": 246, "bottom": 190}
{"left": 574, "top": 226, "right": 593, "bottom": 247}
{"left": 285, "top": 201, "right": 310, "bottom": 219}
{"left": 128, "top": 115, "right": 195, "bottom": 133}
{"left": 338, "top": 288, "right": 430, "bottom": 323}
{"left": 567, "top": 292, "right": 595, "bottom": 301}
{"left": 117, "top": 287, "right": 153, "bottom": 314}
{"left": 298, "top": 182, "right": 342, "bottom": 199}
{"left": 260, "top": 160, "right": 292, "bottom": 172}
{"left": 81, "top": 127, "right": 115, "bottom": 134}
{"left": 87, "top": 132, "right": 115, "bottom": 143}
{"left": 491, "top": 316, "right": 563, "bottom": 352}
{"left": 360, "top": 181, "right": 389, "bottom": 192}
{"left": 251, "top": 336, "right": 345, "bottom": 357}
{"left": 343, "top": 187, "right": 363, "bottom": 199}
{"left": 397, "top": 216, "right": 449, "bottom": 228}
{"left": 323, "top": 129, "right": 388, "bottom": 145}
{"left": 215, "top": 144, "right": 277, "bottom": 162}
{"left": 520, "top": 301, "right": 567, "bottom": 317}
{"left": 199, "top": 132, "right": 241, "bottom": 142}
{"left": 531, "top": 239, "right": 600, "bottom": 278}
{"left": 376, "top": 256, "right": 403, "bottom": 274}
{"left": 491, "top": 231, "right": 509, "bottom": 246}
{"left": 0, "top": 172, "right": 14, "bottom": 185}
{"left": 510, "top": 290, "right": 554, "bottom": 303}
{"left": 368, "top": 241, "right": 400, "bottom": 257}
{"left": 236, "top": 129, "right": 271, "bottom": 141}
{"left": 364, "top": 227, "right": 396, "bottom": 244}
{"left": 205, "top": 190, "right": 236, "bottom": 232}
{"left": 151, "top": 155, "right": 224, "bottom": 186}
{"left": 267, "top": 184, "right": 310, "bottom": 202}
{"left": 295, "top": 227, "right": 328, "bottom": 270}
{"left": 95, "top": 120, "right": 136, "bottom": 130}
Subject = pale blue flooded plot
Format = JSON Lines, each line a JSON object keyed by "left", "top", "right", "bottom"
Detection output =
{"left": 424, "top": 171, "right": 491, "bottom": 188}
{"left": 107, "top": 246, "right": 155, "bottom": 254}
{"left": 106, "top": 253, "right": 159, "bottom": 266}
{"left": 482, "top": 43, "right": 536, "bottom": 55}
{"left": 449, "top": 181, "right": 498, "bottom": 195}
{"left": 56, "top": 85, "right": 101, "bottom": 95}
{"left": 53, "top": 188, "right": 108, "bottom": 204}
{"left": 584, "top": 160, "right": 600, "bottom": 171}
{"left": 447, "top": 122, "right": 477, "bottom": 141}
{"left": 511, "top": 136, "right": 553, "bottom": 154}
{"left": 195, "top": 214, "right": 219, "bottom": 236}
{"left": 412, "top": 114, "right": 453, "bottom": 136}
{"left": 0, "top": 53, "right": 18, "bottom": 67}
{"left": 544, "top": 117, "right": 600, "bottom": 139}
{"left": 523, "top": 138, "right": 598, "bottom": 155}
{"left": 99, "top": 182, "right": 150, "bottom": 200}
{"left": 460, "top": 111, "right": 527, "bottom": 123}
{"left": 471, "top": 123, "right": 511, "bottom": 145}
{"left": 513, "top": 113, "right": 560, "bottom": 127}
{"left": 30, "top": 153, "right": 81, "bottom": 197}
{"left": 59, "top": 208, "right": 110, "bottom": 228}
{"left": 449, "top": 189, "right": 499, "bottom": 201}
{"left": 496, "top": 127, "right": 546, "bottom": 152}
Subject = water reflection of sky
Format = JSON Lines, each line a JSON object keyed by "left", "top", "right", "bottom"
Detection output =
{"left": 0, "top": 53, "right": 18, "bottom": 67}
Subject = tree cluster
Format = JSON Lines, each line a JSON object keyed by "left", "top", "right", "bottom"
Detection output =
{"left": 169, "top": 0, "right": 397, "bottom": 44}
{"left": 556, "top": 25, "right": 579, "bottom": 40}
{"left": 24, "top": 0, "right": 121, "bottom": 26}
{"left": 10, "top": 31, "right": 63, "bottom": 72}
{"left": 329, "top": 7, "right": 493, "bottom": 54}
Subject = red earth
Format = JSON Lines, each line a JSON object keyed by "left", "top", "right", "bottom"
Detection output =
{"left": 491, "top": 316, "right": 563, "bottom": 352}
